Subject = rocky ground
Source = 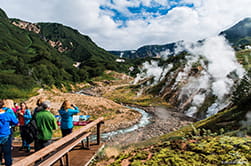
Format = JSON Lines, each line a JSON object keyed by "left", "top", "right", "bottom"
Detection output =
{"left": 104, "top": 106, "right": 195, "bottom": 146}
{"left": 25, "top": 88, "right": 141, "bottom": 133}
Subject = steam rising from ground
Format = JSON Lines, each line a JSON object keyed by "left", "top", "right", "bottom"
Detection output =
{"left": 241, "top": 111, "right": 251, "bottom": 133}
{"left": 134, "top": 36, "right": 245, "bottom": 118}
{"left": 134, "top": 60, "right": 173, "bottom": 86}
{"left": 181, "top": 36, "right": 245, "bottom": 117}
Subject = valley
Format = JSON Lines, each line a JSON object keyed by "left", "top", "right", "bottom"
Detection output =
{"left": 0, "top": 7, "right": 250, "bottom": 165}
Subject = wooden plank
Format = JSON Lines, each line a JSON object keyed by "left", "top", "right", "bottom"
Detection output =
{"left": 38, "top": 132, "right": 92, "bottom": 166}
{"left": 13, "top": 117, "right": 104, "bottom": 166}
{"left": 52, "top": 143, "right": 105, "bottom": 166}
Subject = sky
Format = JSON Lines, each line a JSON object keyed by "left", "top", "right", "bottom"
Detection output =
{"left": 1, "top": 0, "right": 251, "bottom": 50}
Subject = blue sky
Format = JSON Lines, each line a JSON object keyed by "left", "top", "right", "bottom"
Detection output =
{"left": 100, "top": 0, "right": 194, "bottom": 26}
{"left": 1, "top": 0, "right": 251, "bottom": 50}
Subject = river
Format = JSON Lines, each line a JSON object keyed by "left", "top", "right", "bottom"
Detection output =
{"left": 101, "top": 106, "right": 151, "bottom": 140}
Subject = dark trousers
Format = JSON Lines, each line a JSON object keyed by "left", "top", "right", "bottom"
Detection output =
{"left": 0, "top": 136, "right": 12, "bottom": 166}
{"left": 61, "top": 128, "right": 72, "bottom": 137}
{"left": 34, "top": 139, "right": 51, "bottom": 152}
{"left": 20, "top": 126, "right": 30, "bottom": 149}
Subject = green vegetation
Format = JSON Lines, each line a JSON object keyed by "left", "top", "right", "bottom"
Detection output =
{"left": 0, "top": 14, "right": 73, "bottom": 99}
{"left": 220, "top": 17, "right": 251, "bottom": 49}
{"left": 112, "top": 136, "right": 250, "bottom": 166}
{"left": 0, "top": 8, "right": 132, "bottom": 99}
{"left": 236, "top": 49, "right": 251, "bottom": 70}
{"left": 101, "top": 119, "right": 251, "bottom": 166}
{"left": 232, "top": 70, "right": 251, "bottom": 105}
{"left": 103, "top": 84, "right": 169, "bottom": 107}
{"left": 38, "top": 23, "right": 130, "bottom": 74}
{"left": 0, "top": 8, "right": 7, "bottom": 19}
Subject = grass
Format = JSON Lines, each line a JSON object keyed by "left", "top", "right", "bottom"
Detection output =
{"left": 236, "top": 49, "right": 251, "bottom": 70}
{"left": 103, "top": 85, "right": 170, "bottom": 107}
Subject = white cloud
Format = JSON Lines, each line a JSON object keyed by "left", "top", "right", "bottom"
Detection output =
{"left": 1, "top": 0, "right": 251, "bottom": 50}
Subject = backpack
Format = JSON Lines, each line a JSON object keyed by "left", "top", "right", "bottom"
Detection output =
{"left": 22, "top": 119, "right": 38, "bottom": 144}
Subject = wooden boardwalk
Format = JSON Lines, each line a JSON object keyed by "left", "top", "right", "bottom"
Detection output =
{"left": 12, "top": 142, "right": 104, "bottom": 166}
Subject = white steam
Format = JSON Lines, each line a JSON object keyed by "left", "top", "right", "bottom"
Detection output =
{"left": 158, "top": 49, "right": 172, "bottom": 60}
{"left": 133, "top": 35, "right": 245, "bottom": 118}
{"left": 134, "top": 60, "right": 173, "bottom": 86}
{"left": 178, "top": 36, "right": 245, "bottom": 117}
{"left": 241, "top": 111, "right": 251, "bottom": 130}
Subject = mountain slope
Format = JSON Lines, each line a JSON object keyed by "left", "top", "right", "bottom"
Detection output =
{"left": 11, "top": 18, "right": 130, "bottom": 76}
{"left": 0, "top": 9, "right": 77, "bottom": 98}
{"left": 220, "top": 17, "right": 251, "bottom": 48}
{"left": 0, "top": 8, "right": 129, "bottom": 98}
{"left": 110, "top": 42, "right": 177, "bottom": 59}
{"left": 37, "top": 23, "right": 117, "bottom": 62}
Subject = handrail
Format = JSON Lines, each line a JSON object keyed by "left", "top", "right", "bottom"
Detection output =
{"left": 13, "top": 117, "right": 104, "bottom": 166}
{"left": 38, "top": 132, "right": 92, "bottom": 166}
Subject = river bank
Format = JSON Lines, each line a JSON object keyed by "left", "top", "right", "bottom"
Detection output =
{"left": 104, "top": 105, "right": 195, "bottom": 146}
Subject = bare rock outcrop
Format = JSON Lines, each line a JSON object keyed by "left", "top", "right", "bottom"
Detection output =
{"left": 12, "top": 20, "right": 40, "bottom": 33}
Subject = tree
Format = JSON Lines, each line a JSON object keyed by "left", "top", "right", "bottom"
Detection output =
{"left": 232, "top": 71, "right": 251, "bottom": 105}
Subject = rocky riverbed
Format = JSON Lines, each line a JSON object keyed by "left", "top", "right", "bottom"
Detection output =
{"left": 104, "top": 106, "right": 195, "bottom": 146}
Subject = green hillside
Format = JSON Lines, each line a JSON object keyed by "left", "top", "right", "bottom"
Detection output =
{"left": 0, "top": 8, "right": 129, "bottom": 99}
{"left": 220, "top": 17, "right": 251, "bottom": 49}
{"left": 38, "top": 23, "right": 116, "bottom": 62}
{"left": 36, "top": 22, "right": 130, "bottom": 77}
{"left": 0, "top": 9, "right": 75, "bottom": 98}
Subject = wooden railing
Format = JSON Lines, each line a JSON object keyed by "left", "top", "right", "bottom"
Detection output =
{"left": 13, "top": 117, "right": 104, "bottom": 166}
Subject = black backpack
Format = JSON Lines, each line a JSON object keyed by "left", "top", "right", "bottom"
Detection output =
{"left": 23, "top": 118, "right": 38, "bottom": 144}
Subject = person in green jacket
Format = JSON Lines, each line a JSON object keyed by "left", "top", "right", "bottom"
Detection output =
{"left": 34, "top": 100, "right": 57, "bottom": 151}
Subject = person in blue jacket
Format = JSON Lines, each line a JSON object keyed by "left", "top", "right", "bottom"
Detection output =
{"left": 0, "top": 100, "right": 19, "bottom": 166}
{"left": 16, "top": 102, "right": 32, "bottom": 152}
{"left": 1, "top": 99, "right": 16, "bottom": 119}
{"left": 58, "top": 100, "right": 79, "bottom": 137}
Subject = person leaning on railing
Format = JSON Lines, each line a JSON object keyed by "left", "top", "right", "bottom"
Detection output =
{"left": 58, "top": 100, "right": 79, "bottom": 137}
{"left": 34, "top": 101, "right": 57, "bottom": 151}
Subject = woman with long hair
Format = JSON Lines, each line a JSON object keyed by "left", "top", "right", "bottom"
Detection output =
{"left": 58, "top": 100, "right": 79, "bottom": 137}
{"left": 2, "top": 99, "right": 16, "bottom": 118}
{"left": 16, "top": 102, "right": 32, "bottom": 152}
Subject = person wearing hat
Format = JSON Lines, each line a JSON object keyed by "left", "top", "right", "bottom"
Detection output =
{"left": 34, "top": 101, "right": 57, "bottom": 151}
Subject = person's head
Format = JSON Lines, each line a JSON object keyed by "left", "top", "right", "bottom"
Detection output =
{"left": 41, "top": 101, "right": 51, "bottom": 110}
{"left": 36, "top": 97, "right": 45, "bottom": 107}
{"left": 61, "top": 100, "right": 73, "bottom": 110}
{"left": 14, "top": 103, "right": 19, "bottom": 107}
{"left": 20, "top": 102, "right": 28, "bottom": 110}
{"left": 3, "top": 99, "right": 14, "bottom": 108}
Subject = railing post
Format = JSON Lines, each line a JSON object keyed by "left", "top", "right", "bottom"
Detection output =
{"left": 86, "top": 136, "right": 90, "bottom": 149}
{"left": 97, "top": 123, "right": 101, "bottom": 145}
{"left": 66, "top": 153, "right": 69, "bottom": 166}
